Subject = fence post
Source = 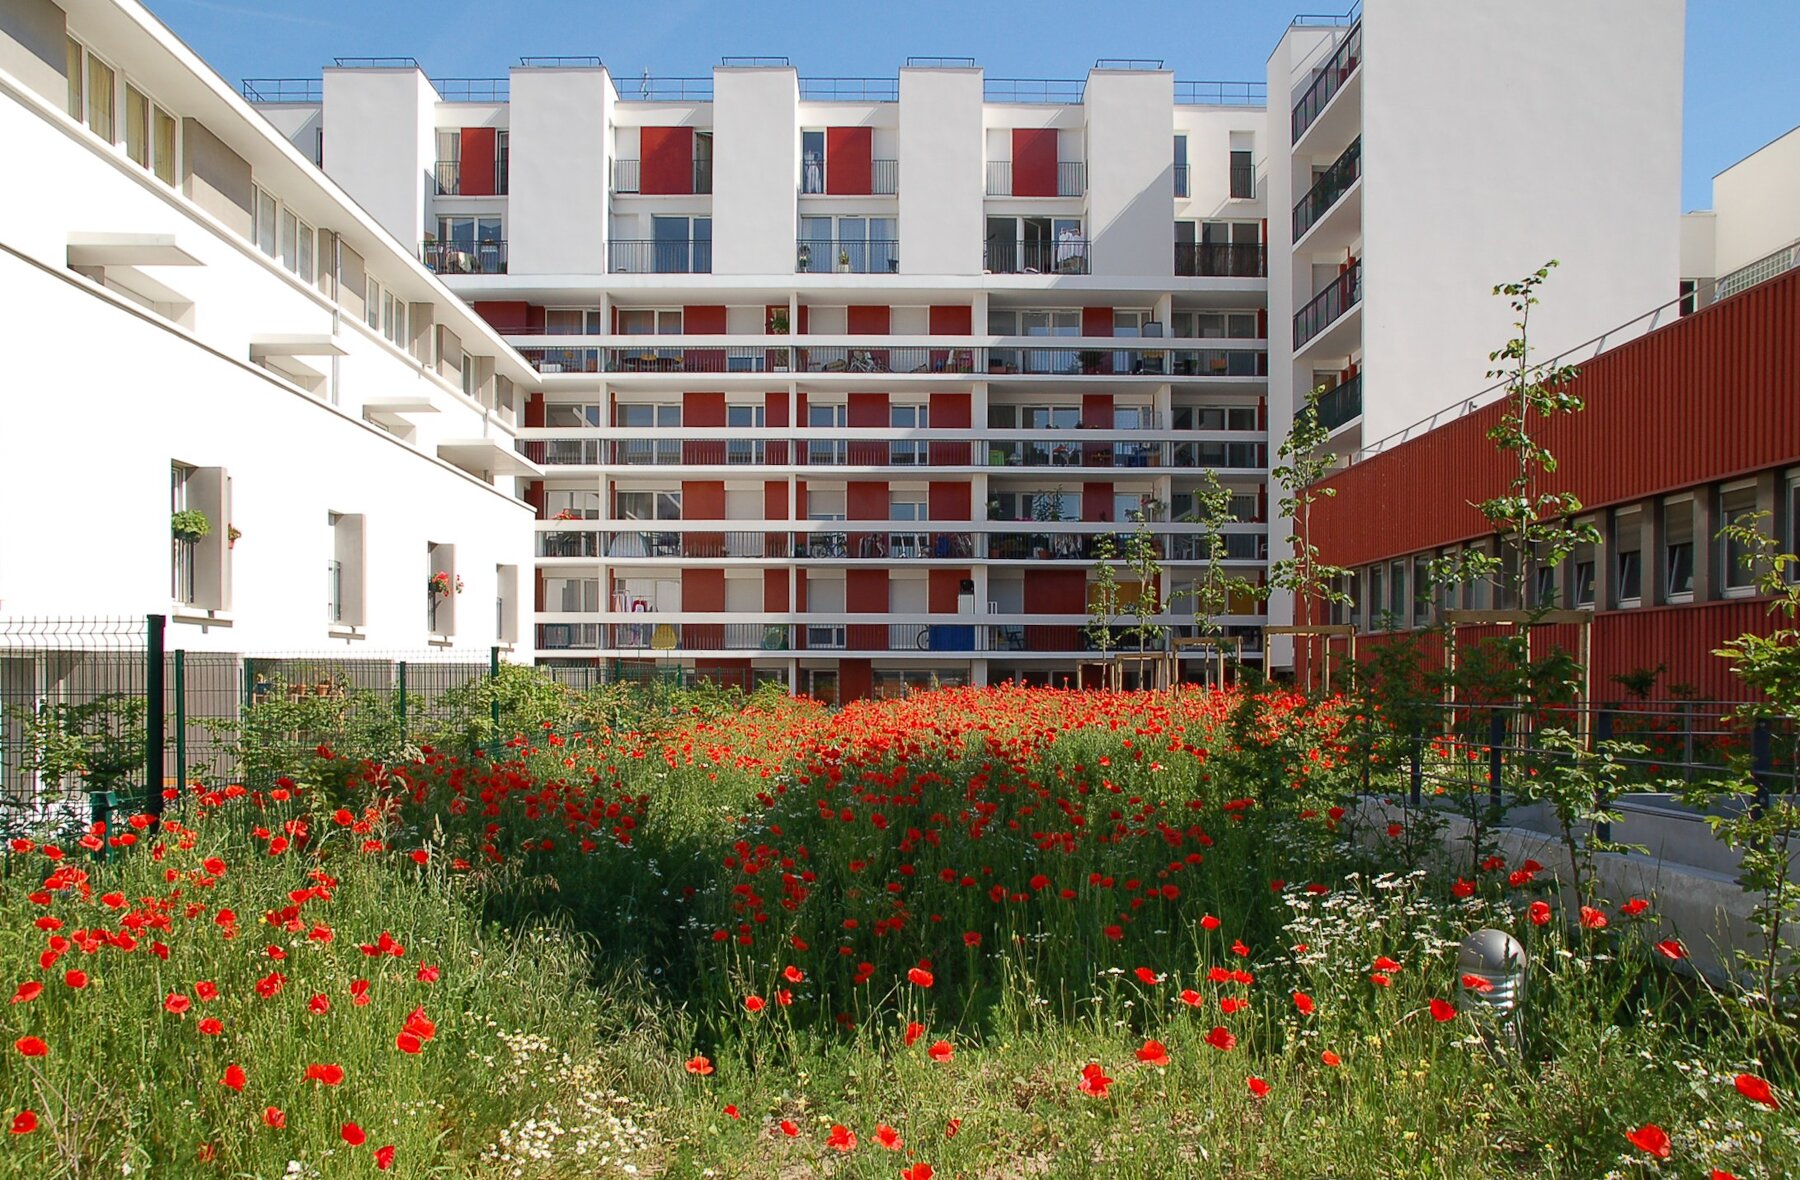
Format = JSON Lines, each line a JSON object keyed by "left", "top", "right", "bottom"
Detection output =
{"left": 1408, "top": 725, "right": 1423, "bottom": 808}
{"left": 488, "top": 646, "right": 502, "bottom": 762}
{"left": 173, "top": 649, "right": 186, "bottom": 801}
{"left": 145, "top": 614, "right": 166, "bottom": 824}
{"left": 1751, "top": 717, "right": 1773, "bottom": 821}
{"left": 396, "top": 661, "right": 408, "bottom": 739}
{"left": 1487, "top": 708, "right": 1505, "bottom": 810}
{"left": 1595, "top": 708, "right": 1613, "bottom": 844}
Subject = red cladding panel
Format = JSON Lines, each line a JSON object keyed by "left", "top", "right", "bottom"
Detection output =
{"left": 1082, "top": 392, "right": 1113, "bottom": 428}
{"left": 763, "top": 569, "right": 789, "bottom": 612}
{"left": 681, "top": 481, "right": 725, "bottom": 519}
{"left": 929, "top": 569, "right": 968, "bottom": 614}
{"left": 847, "top": 305, "right": 890, "bottom": 335}
{"left": 683, "top": 391, "right": 726, "bottom": 427}
{"left": 847, "top": 481, "right": 888, "bottom": 520}
{"left": 473, "top": 300, "right": 530, "bottom": 332}
{"left": 765, "top": 390, "right": 790, "bottom": 427}
{"left": 684, "top": 305, "right": 728, "bottom": 334}
{"left": 847, "top": 569, "right": 889, "bottom": 612}
{"left": 524, "top": 392, "right": 545, "bottom": 428}
{"left": 1083, "top": 482, "right": 1113, "bottom": 523}
{"left": 929, "top": 392, "right": 971, "bottom": 427}
{"left": 640, "top": 126, "right": 694, "bottom": 194}
{"left": 1025, "top": 570, "right": 1086, "bottom": 614}
{"left": 839, "top": 659, "right": 873, "bottom": 701}
{"left": 1012, "top": 128, "right": 1057, "bottom": 197}
{"left": 928, "top": 481, "right": 971, "bottom": 521}
{"left": 1081, "top": 307, "right": 1113, "bottom": 337}
{"left": 458, "top": 127, "right": 495, "bottom": 197}
{"left": 524, "top": 480, "right": 545, "bottom": 516}
{"left": 929, "top": 305, "right": 973, "bottom": 335}
{"left": 763, "top": 481, "right": 789, "bottom": 520}
{"left": 682, "top": 569, "right": 725, "bottom": 612}
{"left": 826, "top": 126, "right": 873, "bottom": 195}
{"left": 848, "top": 393, "right": 889, "bottom": 466}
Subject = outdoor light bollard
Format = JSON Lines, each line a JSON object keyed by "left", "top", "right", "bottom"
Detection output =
{"left": 1457, "top": 927, "right": 1528, "bottom": 1051}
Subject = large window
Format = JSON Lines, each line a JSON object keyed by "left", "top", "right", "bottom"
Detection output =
{"left": 1173, "top": 134, "right": 1189, "bottom": 198}
{"left": 616, "top": 403, "right": 681, "bottom": 465}
{"left": 802, "top": 130, "right": 826, "bottom": 194}
{"left": 254, "top": 188, "right": 278, "bottom": 257}
{"left": 616, "top": 490, "right": 682, "bottom": 521}
{"left": 652, "top": 216, "right": 711, "bottom": 274}
{"left": 798, "top": 216, "right": 897, "bottom": 274}
{"left": 436, "top": 216, "right": 505, "bottom": 274}
{"left": 545, "top": 488, "right": 602, "bottom": 518}
{"left": 889, "top": 403, "right": 928, "bottom": 465}
{"left": 807, "top": 402, "right": 848, "bottom": 465}
{"left": 86, "top": 51, "right": 115, "bottom": 141}
{"left": 986, "top": 216, "right": 1086, "bottom": 275}
{"left": 545, "top": 577, "right": 601, "bottom": 613}
{"left": 328, "top": 512, "right": 365, "bottom": 627}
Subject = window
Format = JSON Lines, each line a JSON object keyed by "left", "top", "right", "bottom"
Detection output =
{"left": 1791, "top": 478, "right": 1800, "bottom": 583}
{"left": 435, "top": 128, "right": 460, "bottom": 194}
{"left": 1664, "top": 497, "right": 1694, "bottom": 599}
{"left": 328, "top": 512, "right": 365, "bottom": 627}
{"left": 66, "top": 38, "right": 82, "bottom": 120}
{"left": 86, "top": 52, "right": 115, "bottom": 141}
{"left": 616, "top": 402, "right": 681, "bottom": 463}
{"left": 615, "top": 490, "right": 682, "bottom": 521}
{"left": 546, "top": 488, "right": 602, "bottom": 519}
{"left": 495, "top": 129, "right": 510, "bottom": 194}
{"left": 807, "top": 402, "right": 848, "bottom": 465}
{"left": 1229, "top": 148, "right": 1253, "bottom": 198}
{"left": 798, "top": 216, "right": 897, "bottom": 273}
{"left": 1173, "top": 134, "right": 1189, "bottom": 198}
{"left": 1176, "top": 311, "right": 1260, "bottom": 340}
{"left": 153, "top": 108, "right": 177, "bottom": 184}
{"left": 460, "top": 352, "right": 475, "bottom": 398}
{"left": 126, "top": 84, "right": 149, "bottom": 167}
{"left": 279, "top": 209, "right": 299, "bottom": 272}
{"left": 1718, "top": 483, "right": 1760, "bottom": 592}
{"left": 616, "top": 309, "right": 683, "bottom": 335}
{"left": 497, "top": 565, "right": 519, "bottom": 644}
{"left": 427, "top": 542, "right": 457, "bottom": 636}
{"left": 1387, "top": 559, "right": 1406, "bottom": 626}
{"left": 254, "top": 187, "right": 278, "bottom": 257}
{"left": 547, "top": 403, "right": 602, "bottom": 429}
{"left": 727, "top": 403, "right": 766, "bottom": 464}
{"left": 890, "top": 403, "right": 927, "bottom": 465}
{"left": 1413, "top": 555, "right": 1432, "bottom": 622}
{"left": 985, "top": 216, "right": 1086, "bottom": 274}
{"left": 1367, "top": 564, "right": 1383, "bottom": 630}
{"left": 1175, "top": 221, "right": 1262, "bottom": 277}
{"left": 1615, "top": 508, "right": 1642, "bottom": 603}
{"left": 651, "top": 216, "right": 711, "bottom": 274}
{"left": 802, "top": 129, "right": 826, "bottom": 194}
{"left": 172, "top": 462, "right": 230, "bottom": 610}
{"left": 436, "top": 216, "right": 505, "bottom": 273}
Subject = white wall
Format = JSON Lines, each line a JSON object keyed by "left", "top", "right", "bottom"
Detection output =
{"left": 1711, "top": 125, "right": 1800, "bottom": 276}
{"left": 1084, "top": 71, "right": 1174, "bottom": 277}
{"left": 712, "top": 68, "right": 796, "bottom": 275}
{"left": 1358, "top": 0, "right": 1684, "bottom": 446}
{"left": 509, "top": 67, "right": 611, "bottom": 276}
{"left": 320, "top": 67, "right": 435, "bottom": 252}
{"left": 1680, "top": 211, "right": 1716, "bottom": 281}
{"left": 1173, "top": 106, "right": 1265, "bottom": 221}
{"left": 898, "top": 68, "right": 983, "bottom": 275}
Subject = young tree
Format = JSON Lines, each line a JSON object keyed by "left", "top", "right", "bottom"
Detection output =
{"left": 1124, "top": 499, "right": 1170, "bottom": 667}
{"left": 1174, "top": 471, "right": 1266, "bottom": 679}
{"left": 1086, "top": 530, "right": 1121, "bottom": 674}
{"left": 1269, "top": 385, "right": 1351, "bottom": 680}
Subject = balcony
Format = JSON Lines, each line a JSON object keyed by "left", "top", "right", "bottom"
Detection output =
{"left": 1294, "top": 261, "right": 1361, "bottom": 351}
{"left": 796, "top": 239, "right": 900, "bottom": 274}
{"left": 608, "top": 158, "right": 709, "bottom": 194}
{"left": 1291, "top": 22, "right": 1361, "bottom": 144}
{"left": 420, "top": 239, "right": 507, "bottom": 274}
{"left": 984, "top": 239, "right": 1090, "bottom": 275}
{"left": 608, "top": 239, "right": 712, "bottom": 274}
{"left": 1315, "top": 372, "right": 1362, "bottom": 432}
{"left": 1292, "top": 137, "right": 1361, "bottom": 242}
{"left": 433, "top": 158, "right": 509, "bottom": 196}
{"left": 799, "top": 159, "right": 899, "bottom": 196}
{"left": 1174, "top": 242, "right": 1266, "bottom": 278}
{"left": 985, "top": 160, "right": 1086, "bottom": 198}
{"left": 512, "top": 343, "right": 1261, "bottom": 378}
{"left": 534, "top": 618, "right": 1264, "bottom": 657}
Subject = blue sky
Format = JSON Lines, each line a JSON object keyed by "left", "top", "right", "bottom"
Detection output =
{"left": 145, "top": 0, "right": 1797, "bottom": 212}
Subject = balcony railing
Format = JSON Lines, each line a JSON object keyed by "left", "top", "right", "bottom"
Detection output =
{"left": 1174, "top": 242, "right": 1266, "bottom": 278}
{"left": 420, "top": 239, "right": 507, "bottom": 274}
{"left": 984, "top": 160, "right": 1086, "bottom": 197}
{"left": 1292, "top": 136, "right": 1361, "bottom": 241}
{"left": 1315, "top": 372, "right": 1362, "bottom": 432}
{"left": 513, "top": 343, "right": 1263, "bottom": 378}
{"left": 800, "top": 159, "right": 899, "bottom": 195}
{"left": 433, "top": 158, "right": 509, "bottom": 197}
{"left": 535, "top": 618, "right": 1265, "bottom": 656}
{"left": 1291, "top": 22, "right": 1361, "bottom": 143}
{"left": 608, "top": 239, "right": 712, "bottom": 274}
{"left": 613, "top": 158, "right": 640, "bottom": 193}
{"left": 523, "top": 433, "right": 1266, "bottom": 472}
{"left": 1173, "top": 164, "right": 1190, "bottom": 198}
{"left": 1294, "top": 260, "right": 1362, "bottom": 349}
{"left": 984, "top": 238, "right": 1090, "bottom": 275}
{"left": 796, "top": 240, "right": 900, "bottom": 274}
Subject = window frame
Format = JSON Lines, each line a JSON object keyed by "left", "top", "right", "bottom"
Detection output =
{"left": 1718, "top": 480, "right": 1760, "bottom": 595}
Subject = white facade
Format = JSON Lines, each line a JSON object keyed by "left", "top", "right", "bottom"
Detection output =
{"left": 0, "top": 0, "right": 540, "bottom": 654}
{"left": 1684, "top": 124, "right": 1800, "bottom": 300}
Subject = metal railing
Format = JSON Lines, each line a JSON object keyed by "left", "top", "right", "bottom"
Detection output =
{"left": 798, "top": 77, "right": 900, "bottom": 101}
{"left": 518, "top": 56, "right": 603, "bottom": 68}
{"left": 1174, "top": 242, "right": 1266, "bottom": 278}
{"left": 420, "top": 239, "right": 508, "bottom": 275}
{"left": 521, "top": 432, "right": 1266, "bottom": 471}
{"left": 1293, "top": 136, "right": 1361, "bottom": 240}
{"left": 613, "top": 159, "right": 640, "bottom": 193}
{"left": 796, "top": 240, "right": 900, "bottom": 274}
{"left": 1230, "top": 157, "right": 1255, "bottom": 199}
{"left": 433, "top": 158, "right": 510, "bottom": 197}
{"left": 801, "top": 160, "right": 899, "bottom": 195}
{"left": 984, "top": 160, "right": 1086, "bottom": 197}
{"left": 984, "top": 78, "right": 1086, "bottom": 103}
{"left": 984, "top": 239, "right": 1090, "bottom": 275}
{"left": 1174, "top": 80, "right": 1267, "bottom": 106}
{"left": 513, "top": 343, "right": 1261, "bottom": 378}
{"left": 1173, "top": 164, "right": 1190, "bottom": 198}
{"left": 241, "top": 78, "right": 322, "bottom": 103}
{"left": 433, "top": 77, "right": 508, "bottom": 102}
{"left": 1315, "top": 372, "right": 1362, "bottom": 431}
{"left": 1294, "top": 260, "right": 1361, "bottom": 349}
{"left": 1292, "top": 21, "right": 1361, "bottom": 142}
{"left": 627, "top": 77, "right": 714, "bottom": 101}
{"left": 607, "top": 239, "right": 713, "bottom": 274}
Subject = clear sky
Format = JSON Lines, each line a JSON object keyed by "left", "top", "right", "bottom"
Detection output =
{"left": 143, "top": 0, "right": 1798, "bottom": 212}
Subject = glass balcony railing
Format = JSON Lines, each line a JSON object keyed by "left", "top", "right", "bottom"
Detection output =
{"left": 1315, "top": 372, "right": 1362, "bottom": 432}
{"left": 1292, "top": 136, "right": 1361, "bottom": 241}
{"left": 1291, "top": 22, "right": 1361, "bottom": 143}
{"left": 1294, "top": 261, "right": 1361, "bottom": 349}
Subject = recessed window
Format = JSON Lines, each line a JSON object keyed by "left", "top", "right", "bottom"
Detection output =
{"left": 1229, "top": 148, "right": 1253, "bottom": 198}
{"left": 616, "top": 490, "right": 682, "bottom": 521}
{"left": 125, "top": 84, "right": 150, "bottom": 167}
{"left": 1720, "top": 483, "right": 1759, "bottom": 592}
{"left": 86, "top": 52, "right": 115, "bottom": 141}
{"left": 329, "top": 512, "right": 366, "bottom": 627}
{"left": 254, "top": 188, "right": 278, "bottom": 257}
{"left": 1664, "top": 497, "right": 1695, "bottom": 599}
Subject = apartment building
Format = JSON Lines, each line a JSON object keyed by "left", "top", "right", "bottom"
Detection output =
{"left": 0, "top": 0, "right": 539, "bottom": 653}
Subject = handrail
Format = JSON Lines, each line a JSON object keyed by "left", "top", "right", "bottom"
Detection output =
{"left": 1291, "top": 22, "right": 1361, "bottom": 142}
{"left": 1292, "top": 136, "right": 1361, "bottom": 240}
{"left": 906, "top": 56, "right": 977, "bottom": 69}
{"left": 241, "top": 78, "right": 321, "bottom": 103}
{"left": 1174, "top": 80, "right": 1267, "bottom": 106}
{"left": 433, "top": 77, "right": 509, "bottom": 102}
{"left": 1094, "top": 58, "right": 1165, "bottom": 70}
{"left": 332, "top": 57, "right": 420, "bottom": 69}
{"left": 720, "top": 56, "right": 791, "bottom": 67}
{"left": 1293, "top": 261, "right": 1361, "bottom": 348}
{"left": 518, "top": 56, "right": 603, "bottom": 68}
{"left": 626, "top": 76, "right": 714, "bottom": 101}
{"left": 798, "top": 77, "right": 899, "bottom": 101}
{"left": 984, "top": 78, "right": 1086, "bottom": 104}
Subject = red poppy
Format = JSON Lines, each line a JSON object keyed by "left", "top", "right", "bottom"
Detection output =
{"left": 195, "top": 981, "right": 219, "bottom": 1002}
{"left": 10, "top": 982, "right": 42, "bottom": 1004}
{"left": 1371, "top": 955, "right": 1402, "bottom": 973}
{"left": 375, "top": 1145, "right": 396, "bottom": 1170}
{"left": 783, "top": 965, "right": 805, "bottom": 983}
{"left": 1579, "top": 906, "right": 1608, "bottom": 930}
{"left": 308, "top": 994, "right": 330, "bottom": 1014}
{"left": 63, "top": 970, "right": 87, "bottom": 990}
{"left": 1201, "top": 913, "right": 1221, "bottom": 930}
{"left": 962, "top": 931, "right": 981, "bottom": 947}
{"left": 1620, "top": 897, "right": 1650, "bottom": 916}
{"left": 875, "top": 1124, "right": 902, "bottom": 1150}
{"left": 1528, "top": 900, "right": 1552, "bottom": 926}
{"left": 220, "top": 1064, "right": 246, "bottom": 1092}
{"left": 341, "top": 1123, "right": 366, "bottom": 1146}
{"left": 945, "top": 1118, "right": 961, "bottom": 1138}
{"left": 262, "top": 1107, "right": 286, "bottom": 1129}
{"left": 1178, "top": 988, "right": 1204, "bottom": 1008}
{"left": 1734, "top": 1073, "right": 1779, "bottom": 1110}
{"left": 416, "top": 964, "right": 440, "bottom": 983}
{"left": 1321, "top": 1050, "right": 1342, "bottom": 1067}
{"left": 1429, "top": 998, "right": 1457, "bottom": 1022}
{"left": 1624, "top": 1123, "right": 1671, "bottom": 1159}
{"left": 304, "top": 1063, "right": 346, "bottom": 1086}
{"left": 164, "top": 993, "right": 192, "bottom": 1015}
{"left": 9, "top": 1111, "right": 37, "bottom": 1135}
{"left": 1220, "top": 997, "right": 1248, "bottom": 1015}
{"left": 900, "top": 1166, "right": 935, "bottom": 1180}
{"left": 1246, "top": 1076, "right": 1270, "bottom": 1098}
{"left": 777, "top": 1119, "right": 800, "bottom": 1137}
{"left": 1204, "top": 1026, "right": 1237, "bottom": 1051}
{"left": 1292, "top": 991, "right": 1315, "bottom": 1015}
{"left": 1134, "top": 966, "right": 1161, "bottom": 986}
{"left": 743, "top": 995, "right": 767, "bottom": 1013}
{"left": 826, "top": 1124, "right": 857, "bottom": 1151}
{"left": 722, "top": 1104, "right": 740, "bottom": 1119}
{"left": 1136, "top": 1039, "right": 1170, "bottom": 1067}
{"left": 685, "top": 1054, "right": 714, "bottom": 1076}
{"left": 1077, "top": 1061, "right": 1115, "bottom": 1097}
{"left": 14, "top": 1037, "right": 46, "bottom": 1058}
{"left": 1102, "top": 924, "right": 1125, "bottom": 941}
{"left": 1655, "top": 940, "right": 1687, "bottom": 961}
{"left": 396, "top": 1033, "right": 423, "bottom": 1055}
{"left": 198, "top": 1018, "right": 223, "bottom": 1036}
{"left": 907, "top": 966, "right": 935, "bottom": 988}
{"left": 927, "top": 1039, "right": 954, "bottom": 1063}
{"left": 1460, "top": 973, "right": 1495, "bottom": 994}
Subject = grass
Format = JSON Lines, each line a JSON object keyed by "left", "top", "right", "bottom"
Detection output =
{"left": 2, "top": 685, "right": 1796, "bottom": 1178}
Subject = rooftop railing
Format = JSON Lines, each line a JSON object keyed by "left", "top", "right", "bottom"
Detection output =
{"left": 625, "top": 76, "right": 714, "bottom": 101}
{"left": 1292, "top": 135, "right": 1361, "bottom": 240}
{"left": 1294, "top": 260, "right": 1361, "bottom": 349}
{"left": 518, "top": 56, "right": 603, "bottom": 68}
{"left": 1174, "top": 80, "right": 1267, "bottom": 106}
{"left": 433, "top": 77, "right": 508, "bottom": 102}
{"left": 984, "top": 78, "right": 1086, "bottom": 104}
{"left": 1291, "top": 21, "right": 1361, "bottom": 142}
{"left": 799, "top": 77, "right": 900, "bottom": 101}
{"left": 241, "top": 78, "right": 321, "bottom": 103}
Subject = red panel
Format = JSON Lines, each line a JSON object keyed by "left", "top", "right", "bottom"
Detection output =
{"left": 685, "top": 305, "right": 727, "bottom": 334}
{"left": 640, "top": 126, "right": 694, "bottom": 194}
{"left": 847, "top": 305, "right": 890, "bottom": 335}
{"left": 683, "top": 568, "right": 725, "bottom": 611}
{"left": 1023, "top": 569, "right": 1086, "bottom": 653}
{"left": 929, "top": 305, "right": 973, "bottom": 335}
{"left": 682, "top": 392, "right": 726, "bottom": 465}
{"left": 1083, "top": 482, "right": 1113, "bottom": 523}
{"left": 839, "top": 658, "right": 873, "bottom": 702}
{"left": 526, "top": 304, "right": 545, "bottom": 334}
{"left": 682, "top": 480, "right": 726, "bottom": 562}
{"left": 928, "top": 481, "right": 971, "bottom": 521}
{"left": 929, "top": 569, "right": 967, "bottom": 614}
{"left": 1081, "top": 307, "right": 1113, "bottom": 337}
{"left": 1012, "top": 128, "right": 1058, "bottom": 197}
{"left": 1082, "top": 392, "right": 1113, "bottom": 429}
{"left": 763, "top": 481, "right": 789, "bottom": 520}
{"left": 1310, "top": 269, "right": 1800, "bottom": 571}
{"left": 524, "top": 392, "right": 545, "bottom": 429}
{"left": 848, "top": 392, "right": 889, "bottom": 466}
{"left": 524, "top": 480, "right": 546, "bottom": 517}
{"left": 764, "top": 568, "right": 789, "bottom": 613}
{"left": 473, "top": 300, "right": 530, "bottom": 332}
{"left": 929, "top": 393, "right": 971, "bottom": 467}
{"left": 846, "top": 570, "right": 889, "bottom": 651}
{"left": 765, "top": 390, "right": 790, "bottom": 427}
{"left": 826, "top": 126, "right": 873, "bottom": 195}
{"left": 459, "top": 127, "right": 495, "bottom": 197}
{"left": 847, "top": 481, "right": 888, "bottom": 519}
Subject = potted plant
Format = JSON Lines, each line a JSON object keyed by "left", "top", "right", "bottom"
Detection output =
{"left": 795, "top": 243, "right": 812, "bottom": 271}
{"left": 171, "top": 510, "right": 210, "bottom": 543}
{"left": 227, "top": 524, "right": 242, "bottom": 549}
{"left": 836, "top": 249, "right": 851, "bottom": 274}
{"left": 768, "top": 308, "right": 792, "bottom": 372}
{"left": 428, "top": 571, "right": 464, "bottom": 598}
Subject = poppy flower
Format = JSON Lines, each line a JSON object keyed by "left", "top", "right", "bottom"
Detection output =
{"left": 1527, "top": 900, "right": 1552, "bottom": 926}
{"left": 1620, "top": 897, "right": 1650, "bottom": 916}
{"left": 826, "top": 1124, "right": 857, "bottom": 1151}
{"left": 1077, "top": 1061, "right": 1115, "bottom": 1097}
{"left": 1178, "top": 988, "right": 1204, "bottom": 1008}
{"left": 1579, "top": 906, "right": 1608, "bottom": 930}
{"left": 685, "top": 1054, "right": 714, "bottom": 1076}
{"left": 1655, "top": 940, "right": 1687, "bottom": 961}
{"left": 1624, "top": 1123, "right": 1671, "bottom": 1159}
{"left": 927, "top": 1040, "right": 954, "bottom": 1063}
{"left": 10, "top": 982, "right": 42, "bottom": 1005}
{"left": 1372, "top": 955, "right": 1402, "bottom": 973}
{"left": 1321, "top": 1050, "right": 1342, "bottom": 1067}
{"left": 907, "top": 966, "right": 935, "bottom": 988}
{"left": 1220, "top": 997, "right": 1248, "bottom": 1015}
{"left": 341, "top": 1123, "right": 366, "bottom": 1146}
{"left": 1735, "top": 1073, "right": 1779, "bottom": 1110}
{"left": 1200, "top": 913, "right": 1221, "bottom": 930}
{"left": 722, "top": 1104, "right": 740, "bottom": 1120}
{"left": 1102, "top": 924, "right": 1125, "bottom": 941}
{"left": 783, "top": 965, "right": 805, "bottom": 983}
{"left": 962, "top": 931, "right": 981, "bottom": 947}
{"left": 262, "top": 1107, "right": 286, "bottom": 1129}
{"left": 777, "top": 1119, "right": 800, "bottom": 1137}
{"left": 743, "top": 995, "right": 766, "bottom": 1013}
{"left": 416, "top": 964, "right": 440, "bottom": 983}
{"left": 198, "top": 1018, "right": 223, "bottom": 1036}
{"left": 1429, "top": 999, "right": 1457, "bottom": 1022}
{"left": 9, "top": 1111, "right": 37, "bottom": 1135}
{"left": 396, "top": 1033, "right": 423, "bottom": 1055}
{"left": 900, "top": 1166, "right": 935, "bottom": 1180}
{"left": 945, "top": 1118, "right": 961, "bottom": 1138}
{"left": 63, "top": 970, "right": 87, "bottom": 990}
{"left": 164, "top": 993, "right": 192, "bottom": 1015}
{"left": 1136, "top": 1039, "right": 1170, "bottom": 1067}
{"left": 308, "top": 994, "right": 330, "bottom": 1014}
{"left": 220, "top": 1064, "right": 246, "bottom": 1091}
{"left": 14, "top": 1037, "right": 47, "bottom": 1058}
{"left": 1292, "top": 991, "right": 1314, "bottom": 1015}
{"left": 375, "top": 1145, "right": 396, "bottom": 1170}
{"left": 1712, "top": 1170, "right": 1740, "bottom": 1180}
{"left": 1246, "top": 1076, "right": 1270, "bottom": 1098}
{"left": 1204, "top": 1026, "right": 1237, "bottom": 1052}
{"left": 875, "top": 1124, "right": 902, "bottom": 1150}
{"left": 304, "top": 1063, "right": 346, "bottom": 1086}
{"left": 1460, "top": 973, "right": 1494, "bottom": 994}
{"left": 1134, "top": 967, "right": 1161, "bottom": 986}
{"left": 195, "top": 981, "right": 219, "bottom": 1002}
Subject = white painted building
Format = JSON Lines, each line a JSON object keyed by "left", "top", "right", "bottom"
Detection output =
{"left": 1682, "top": 123, "right": 1800, "bottom": 309}
{"left": 0, "top": 0, "right": 540, "bottom": 655}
